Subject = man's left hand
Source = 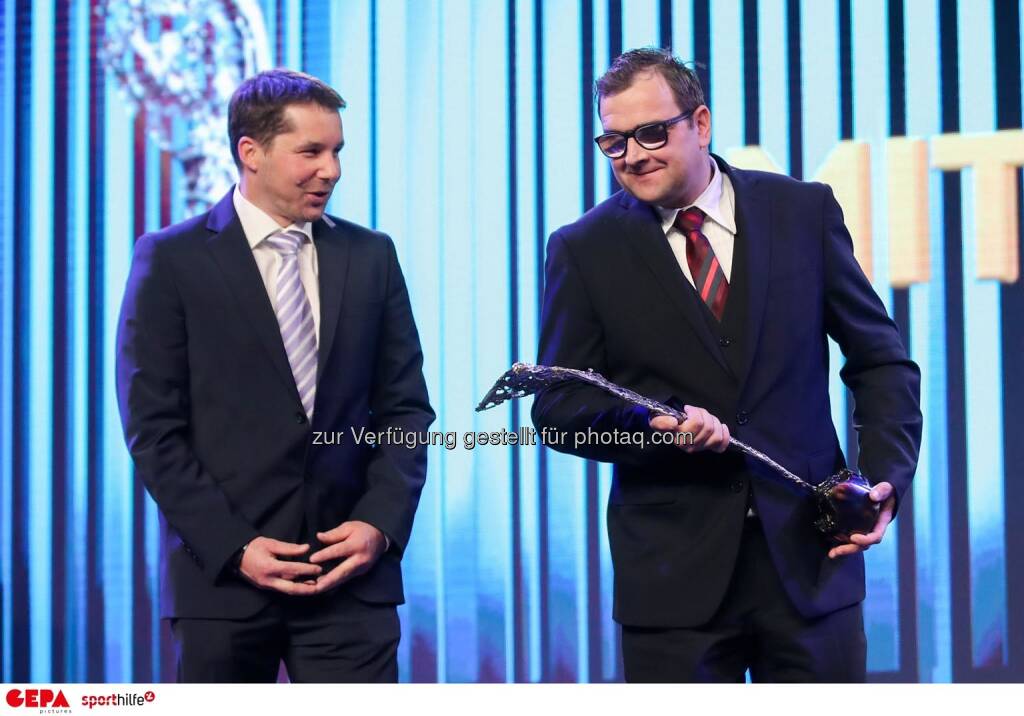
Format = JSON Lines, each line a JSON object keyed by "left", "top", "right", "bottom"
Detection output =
{"left": 828, "top": 482, "right": 896, "bottom": 559}
{"left": 309, "top": 520, "right": 387, "bottom": 593}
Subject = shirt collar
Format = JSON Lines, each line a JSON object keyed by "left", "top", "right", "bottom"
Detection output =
{"left": 232, "top": 184, "right": 314, "bottom": 249}
{"left": 655, "top": 157, "right": 736, "bottom": 235}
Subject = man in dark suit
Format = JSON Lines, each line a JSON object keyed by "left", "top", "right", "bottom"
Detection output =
{"left": 531, "top": 49, "right": 921, "bottom": 682}
{"left": 116, "top": 69, "right": 434, "bottom": 682}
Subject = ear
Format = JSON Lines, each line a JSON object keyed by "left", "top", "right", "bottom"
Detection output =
{"left": 237, "top": 136, "right": 263, "bottom": 173}
{"left": 693, "top": 105, "right": 712, "bottom": 149}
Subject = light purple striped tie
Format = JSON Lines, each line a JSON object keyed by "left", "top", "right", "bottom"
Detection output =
{"left": 265, "top": 229, "right": 317, "bottom": 420}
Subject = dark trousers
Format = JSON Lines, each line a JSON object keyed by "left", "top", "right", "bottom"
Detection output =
{"left": 170, "top": 589, "right": 400, "bottom": 683}
{"left": 621, "top": 517, "right": 867, "bottom": 683}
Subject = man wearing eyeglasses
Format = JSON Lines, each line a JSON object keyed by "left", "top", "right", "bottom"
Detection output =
{"left": 532, "top": 48, "right": 921, "bottom": 682}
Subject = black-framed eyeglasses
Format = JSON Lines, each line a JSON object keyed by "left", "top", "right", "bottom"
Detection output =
{"left": 594, "top": 110, "right": 694, "bottom": 158}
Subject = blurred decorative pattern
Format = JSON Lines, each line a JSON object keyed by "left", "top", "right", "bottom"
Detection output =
{"left": 99, "top": 0, "right": 271, "bottom": 212}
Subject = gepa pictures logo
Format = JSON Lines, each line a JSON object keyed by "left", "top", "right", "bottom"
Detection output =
{"left": 5, "top": 688, "right": 71, "bottom": 709}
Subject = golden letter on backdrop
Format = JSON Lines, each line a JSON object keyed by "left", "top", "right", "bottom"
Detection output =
{"left": 888, "top": 137, "right": 931, "bottom": 287}
{"left": 726, "top": 144, "right": 874, "bottom": 279}
{"left": 931, "top": 129, "right": 1024, "bottom": 283}
{"left": 724, "top": 146, "right": 784, "bottom": 175}
{"left": 811, "top": 141, "right": 873, "bottom": 282}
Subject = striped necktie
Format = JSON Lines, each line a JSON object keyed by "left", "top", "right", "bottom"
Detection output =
{"left": 264, "top": 229, "right": 318, "bottom": 420}
{"left": 676, "top": 207, "right": 729, "bottom": 321}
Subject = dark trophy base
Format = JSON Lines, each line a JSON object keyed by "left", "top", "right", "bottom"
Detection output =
{"left": 813, "top": 469, "right": 880, "bottom": 544}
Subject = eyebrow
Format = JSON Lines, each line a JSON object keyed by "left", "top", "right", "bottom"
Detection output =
{"left": 296, "top": 141, "right": 345, "bottom": 151}
{"left": 599, "top": 111, "right": 692, "bottom": 136}
{"left": 600, "top": 118, "right": 667, "bottom": 135}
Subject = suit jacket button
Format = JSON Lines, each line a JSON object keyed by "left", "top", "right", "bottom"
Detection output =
{"left": 731, "top": 481, "right": 745, "bottom": 493}
{"left": 736, "top": 410, "right": 749, "bottom": 425}
{"left": 719, "top": 337, "right": 732, "bottom": 347}
{"left": 295, "top": 412, "right": 307, "bottom": 424}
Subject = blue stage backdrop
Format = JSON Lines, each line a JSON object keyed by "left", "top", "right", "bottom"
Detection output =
{"left": 0, "top": 0, "right": 1022, "bottom": 683}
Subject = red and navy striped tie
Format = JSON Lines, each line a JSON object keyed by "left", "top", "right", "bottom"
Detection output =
{"left": 676, "top": 207, "right": 728, "bottom": 321}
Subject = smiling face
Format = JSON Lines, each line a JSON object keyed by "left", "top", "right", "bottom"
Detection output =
{"left": 237, "top": 102, "right": 343, "bottom": 226}
{"left": 598, "top": 70, "right": 712, "bottom": 208}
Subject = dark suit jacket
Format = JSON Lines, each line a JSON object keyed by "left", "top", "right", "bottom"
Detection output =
{"left": 116, "top": 190, "right": 434, "bottom": 619}
{"left": 532, "top": 156, "right": 921, "bottom": 628}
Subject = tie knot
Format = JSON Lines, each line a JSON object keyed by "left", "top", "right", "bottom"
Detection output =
{"left": 265, "top": 229, "right": 306, "bottom": 257}
{"left": 675, "top": 207, "right": 705, "bottom": 233}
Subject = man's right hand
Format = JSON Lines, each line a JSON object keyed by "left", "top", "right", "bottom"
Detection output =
{"left": 649, "top": 405, "right": 731, "bottom": 453}
{"left": 237, "top": 537, "right": 322, "bottom": 595}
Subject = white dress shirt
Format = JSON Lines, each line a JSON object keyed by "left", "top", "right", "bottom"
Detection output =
{"left": 232, "top": 185, "right": 321, "bottom": 342}
{"left": 655, "top": 157, "right": 737, "bottom": 287}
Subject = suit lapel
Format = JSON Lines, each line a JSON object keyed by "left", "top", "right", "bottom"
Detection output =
{"left": 312, "top": 217, "right": 351, "bottom": 379}
{"left": 204, "top": 191, "right": 301, "bottom": 400}
{"left": 618, "top": 193, "right": 731, "bottom": 374}
{"left": 718, "top": 159, "right": 772, "bottom": 390}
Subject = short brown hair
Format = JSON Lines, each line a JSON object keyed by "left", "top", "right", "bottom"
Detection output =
{"left": 595, "top": 47, "right": 705, "bottom": 114}
{"left": 228, "top": 69, "right": 346, "bottom": 167}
